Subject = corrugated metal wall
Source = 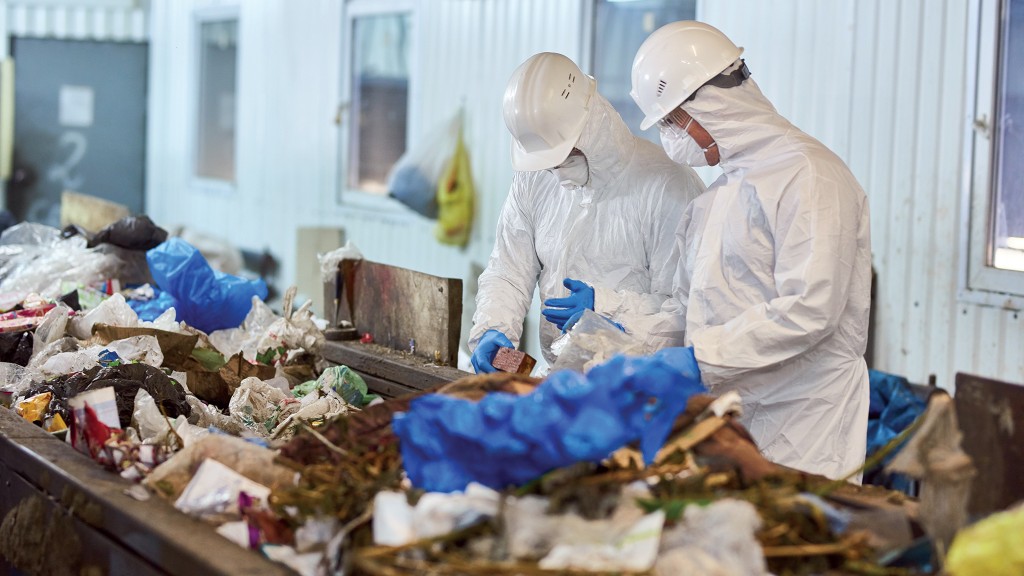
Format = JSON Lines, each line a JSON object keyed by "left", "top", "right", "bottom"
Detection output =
{"left": 3, "top": 1, "right": 147, "bottom": 41}
{"left": 701, "top": 0, "right": 1023, "bottom": 390}
{"left": 146, "top": 0, "right": 584, "bottom": 362}
{"left": 137, "top": 0, "right": 1024, "bottom": 383}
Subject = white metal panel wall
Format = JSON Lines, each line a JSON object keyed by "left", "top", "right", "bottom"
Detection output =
{"left": 700, "top": 0, "right": 1023, "bottom": 389}
{"left": 147, "top": 0, "right": 585, "bottom": 361}
{"left": 5, "top": 1, "right": 147, "bottom": 41}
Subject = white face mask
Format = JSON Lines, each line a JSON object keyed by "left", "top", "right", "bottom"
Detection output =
{"left": 660, "top": 126, "right": 709, "bottom": 168}
{"left": 548, "top": 151, "right": 590, "bottom": 190}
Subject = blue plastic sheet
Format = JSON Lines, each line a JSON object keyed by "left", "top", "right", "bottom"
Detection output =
{"left": 146, "top": 238, "right": 268, "bottom": 333}
{"left": 864, "top": 369, "right": 927, "bottom": 494}
{"left": 127, "top": 288, "right": 177, "bottom": 322}
{"left": 393, "top": 348, "right": 706, "bottom": 493}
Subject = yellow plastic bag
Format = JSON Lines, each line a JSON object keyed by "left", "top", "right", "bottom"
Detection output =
{"left": 946, "top": 504, "right": 1024, "bottom": 576}
{"left": 435, "top": 126, "right": 474, "bottom": 247}
{"left": 14, "top": 391, "right": 52, "bottom": 424}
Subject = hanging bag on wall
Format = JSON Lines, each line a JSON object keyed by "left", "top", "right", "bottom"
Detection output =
{"left": 434, "top": 111, "right": 474, "bottom": 247}
{"left": 385, "top": 113, "right": 460, "bottom": 219}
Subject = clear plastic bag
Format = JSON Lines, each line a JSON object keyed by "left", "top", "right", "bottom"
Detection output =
{"left": 386, "top": 113, "right": 461, "bottom": 219}
{"left": 550, "top": 309, "right": 646, "bottom": 373}
{"left": 317, "top": 241, "right": 362, "bottom": 285}
{"left": 69, "top": 293, "right": 140, "bottom": 340}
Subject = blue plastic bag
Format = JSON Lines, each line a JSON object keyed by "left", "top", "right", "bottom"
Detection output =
{"left": 127, "top": 288, "right": 177, "bottom": 322}
{"left": 146, "top": 238, "right": 268, "bottom": 333}
{"left": 864, "top": 369, "right": 927, "bottom": 494}
{"left": 392, "top": 348, "right": 706, "bottom": 493}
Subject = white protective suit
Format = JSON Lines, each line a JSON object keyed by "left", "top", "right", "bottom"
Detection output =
{"left": 471, "top": 94, "right": 705, "bottom": 365}
{"left": 672, "top": 77, "right": 872, "bottom": 480}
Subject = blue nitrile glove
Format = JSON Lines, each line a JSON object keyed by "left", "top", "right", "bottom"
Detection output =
{"left": 563, "top": 309, "right": 625, "bottom": 334}
{"left": 471, "top": 329, "right": 514, "bottom": 374}
{"left": 660, "top": 346, "right": 702, "bottom": 384}
{"left": 542, "top": 278, "right": 595, "bottom": 331}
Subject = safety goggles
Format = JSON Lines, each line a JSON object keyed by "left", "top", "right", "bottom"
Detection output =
{"left": 657, "top": 107, "right": 695, "bottom": 139}
{"left": 657, "top": 59, "right": 752, "bottom": 135}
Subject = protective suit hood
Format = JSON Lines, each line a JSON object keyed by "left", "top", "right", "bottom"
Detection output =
{"left": 680, "top": 77, "right": 809, "bottom": 171}
{"left": 571, "top": 93, "right": 635, "bottom": 192}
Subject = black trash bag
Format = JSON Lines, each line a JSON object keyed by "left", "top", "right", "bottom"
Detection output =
{"left": 0, "top": 210, "right": 19, "bottom": 237}
{"left": 87, "top": 215, "right": 169, "bottom": 250}
{"left": 0, "top": 331, "right": 33, "bottom": 366}
{"left": 28, "top": 363, "right": 190, "bottom": 428}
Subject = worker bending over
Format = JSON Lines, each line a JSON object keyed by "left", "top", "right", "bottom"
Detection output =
{"left": 470, "top": 52, "right": 705, "bottom": 372}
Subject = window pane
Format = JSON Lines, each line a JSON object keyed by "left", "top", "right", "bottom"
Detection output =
{"left": 349, "top": 13, "right": 410, "bottom": 193}
{"left": 593, "top": 0, "right": 696, "bottom": 143}
{"left": 993, "top": 0, "right": 1024, "bottom": 271}
{"left": 196, "top": 19, "right": 237, "bottom": 182}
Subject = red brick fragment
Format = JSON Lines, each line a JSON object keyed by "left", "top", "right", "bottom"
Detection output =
{"left": 492, "top": 347, "right": 537, "bottom": 375}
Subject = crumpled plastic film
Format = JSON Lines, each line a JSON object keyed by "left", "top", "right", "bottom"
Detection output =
{"left": 654, "top": 499, "right": 766, "bottom": 575}
{"left": 0, "top": 223, "right": 122, "bottom": 303}
{"left": 317, "top": 241, "right": 363, "bottom": 285}
{"left": 393, "top": 348, "right": 706, "bottom": 492}
{"left": 68, "top": 293, "right": 140, "bottom": 340}
{"left": 550, "top": 309, "right": 646, "bottom": 373}
{"left": 208, "top": 297, "right": 280, "bottom": 362}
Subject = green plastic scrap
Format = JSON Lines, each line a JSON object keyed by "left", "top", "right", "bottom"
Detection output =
{"left": 293, "top": 365, "right": 379, "bottom": 407}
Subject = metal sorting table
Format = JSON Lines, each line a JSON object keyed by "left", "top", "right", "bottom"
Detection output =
{"left": 0, "top": 340, "right": 462, "bottom": 574}
{"left": 0, "top": 407, "right": 292, "bottom": 575}
{"left": 320, "top": 340, "right": 466, "bottom": 398}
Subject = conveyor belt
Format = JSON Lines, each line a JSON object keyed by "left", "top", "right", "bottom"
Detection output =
{"left": 0, "top": 408, "right": 292, "bottom": 575}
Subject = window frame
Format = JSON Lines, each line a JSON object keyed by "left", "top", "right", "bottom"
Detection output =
{"left": 189, "top": 4, "right": 240, "bottom": 195}
{"left": 960, "top": 0, "right": 1024, "bottom": 309}
{"left": 336, "top": 0, "right": 418, "bottom": 212}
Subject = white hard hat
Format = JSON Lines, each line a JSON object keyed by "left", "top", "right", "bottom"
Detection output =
{"left": 630, "top": 21, "right": 743, "bottom": 130}
{"left": 503, "top": 52, "right": 596, "bottom": 172}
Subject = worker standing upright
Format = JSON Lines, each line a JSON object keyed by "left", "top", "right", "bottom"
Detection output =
{"left": 630, "top": 21, "right": 872, "bottom": 480}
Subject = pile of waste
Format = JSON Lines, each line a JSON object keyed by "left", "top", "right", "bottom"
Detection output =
{"left": 1, "top": 218, "right": 1021, "bottom": 576}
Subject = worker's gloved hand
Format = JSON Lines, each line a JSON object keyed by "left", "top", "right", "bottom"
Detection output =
{"left": 471, "top": 330, "right": 514, "bottom": 374}
{"left": 541, "top": 278, "right": 595, "bottom": 331}
{"left": 563, "top": 309, "right": 625, "bottom": 334}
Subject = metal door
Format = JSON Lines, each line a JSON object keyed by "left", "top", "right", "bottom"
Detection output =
{"left": 6, "top": 37, "right": 147, "bottom": 225}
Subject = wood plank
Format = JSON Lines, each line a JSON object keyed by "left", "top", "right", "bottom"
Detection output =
{"left": 325, "top": 259, "right": 462, "bottom": 366}
{"left": 954, "top": 372, "right": 1024, "bottom": 517}
{"left": 321, "top": 341, "right": 465, "bottom": 394}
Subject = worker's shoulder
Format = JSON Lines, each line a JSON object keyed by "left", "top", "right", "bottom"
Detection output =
{"left": 509, "top": 169, "right": 556, "bottom": 196}
{"left": 761, "top": 140, "right": 862, "bottom": 190}
{"left": 630, "top": 138, "right": 705, "bottom": 192}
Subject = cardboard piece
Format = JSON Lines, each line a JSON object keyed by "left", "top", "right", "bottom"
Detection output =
{"left": 184, "top": 353, "right": 276, "bottom": 409}
{"left": 60, "top": 190, "right": 130, "bottom": 233}
{"left": 92, "top": 324, "right": 199, "bottom": 367}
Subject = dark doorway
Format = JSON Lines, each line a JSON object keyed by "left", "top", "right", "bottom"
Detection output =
{"left": 6, "top": 37, "right": 148, "bottom": 225}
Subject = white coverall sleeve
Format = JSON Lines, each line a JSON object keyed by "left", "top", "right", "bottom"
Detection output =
{"left": 590, "top": 173, "right": 694, "bottom": 353}
{"left": 690, "top": 174, "right": 866, "bottom": 387}
{"left": 468, "top": 176, "right": 541, "bottom": 351}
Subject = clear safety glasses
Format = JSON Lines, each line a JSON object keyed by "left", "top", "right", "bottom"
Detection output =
{"left": 657, "top": 106, "right": 694, "bottom": 139}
